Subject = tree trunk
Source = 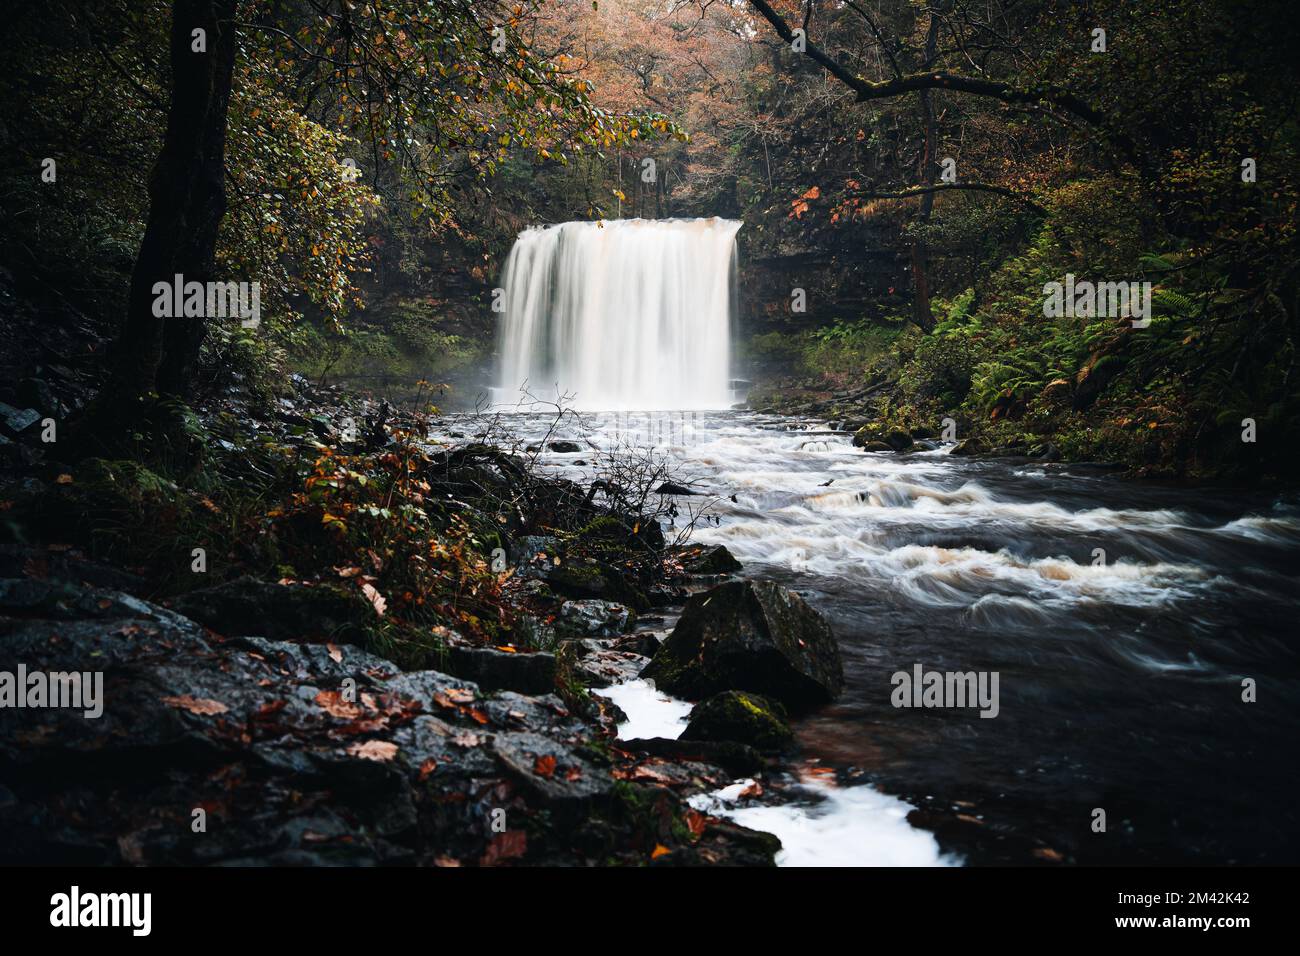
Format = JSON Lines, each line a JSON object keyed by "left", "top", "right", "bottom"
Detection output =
{"left": 108, "top": 0, "right": 238, "bottom": 402}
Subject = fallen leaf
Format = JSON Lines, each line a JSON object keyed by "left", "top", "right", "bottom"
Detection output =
{"left": 418, "top": 758, "right": 438, "bottom": 779}
{"left": 651, "top": 844, "right": 672, "bottom": 859}
{"left": 533, "top": 754, "right": 557, "bottom": 777}
{"left": 315, "top": 689, "right": 362, "bottom": 719}
{"left": 480, "top": 831, "right": 527, "bottom": 865}
{"left": 161, "top": 695, "right": 229, "bottom": 716}
{"left": 361, "top": 582, "right": 387, "bottom": 617}
{"left": 684, "top": 809, "right": 708, "bottom": 838}
{"left": 346, "top": 740, "right": 398, "bottom": 762}
{"left": 327, "top": 642, "right": 343, "bottom": 663}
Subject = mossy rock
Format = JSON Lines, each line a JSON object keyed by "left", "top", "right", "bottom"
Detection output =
{"left": 681, "top": 691, "right": 794, "bottom": 752}
{"left": 641, "top": 579, "right": 843, "bottom": 711}
{"left": 170, "top": 576, "right": 372, "bottom": 643}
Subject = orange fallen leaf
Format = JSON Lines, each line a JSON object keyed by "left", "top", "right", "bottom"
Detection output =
{"left": 651, "top": 844, "right": 672, "bottom": 859}
{"left": 360, "top": 582, "right": 387, "bottom": 617}
{"left": 161, "top": 695, "right": 229, "bottom": 716}
{"left": 684, "top": 809, "right": 708, "bottom": 838}
{"left": 533, "top": 754, "right": 557, "bottom": 777}
{"left": 480, "top": 830, "right": 527, "bottom": 866}
{"left": 327, "top": 642, "right": 343, "bottom": 663}
{"left": 315, "top": 689, "right": 362, "bottom": 719}
{"left": 346, "top": 740, "right": 398, "bottom": 762}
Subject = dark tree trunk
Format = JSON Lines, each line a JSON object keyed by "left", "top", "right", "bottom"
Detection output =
{"left": 109, "top": 0, "right": 238, "bottom": 401}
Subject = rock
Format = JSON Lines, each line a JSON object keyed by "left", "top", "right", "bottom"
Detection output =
{"left": 1030, "top": 442, "right": 1062, "bottom": 462}
{"left": 0, "top": 402, "right": 41, "bottom": 437}
{"left": 640, "top": 580, "right": 844, "bottom": 710}
{"left": 492, "top": 731, "right": 613, "bottom": 810}
{"left": 853, "top": 425, "right": 912, "bottom": 452}
{"left": 681, "top": 691, "right": 795, "bottom": 752}
{"left": 557, "top": 599, "right": 634, "bottom": 636}
{"left": 913, "top": 439, "right": 940, "bottom": 451}
{"left": 16, "top": 378, "right": 60, "bottom": 417}
{"left": 169, "top": 576, "right": 371, "bottom": 642}
{"left": 655, "top": 482, "right": 703, "bottom": 496}
{"left": 0, "top": 577, "right": 771, "bottom": 865}
{"left": 548, "top": 441, "right": 583, "bottom": 453}
{"left": 618, "top": 737, "right": 765, "bottom": 777}
{"left": 670, "top": 543, "right": 742, "bottom": 575}
{"left": 444, "top": 645, "right": 556, "bottom": 695}
{"left": 547, "top": 559, "right": 645, "bottom": 608}
{"left": 949, "top": 437, "right": 988, "bottom": 456}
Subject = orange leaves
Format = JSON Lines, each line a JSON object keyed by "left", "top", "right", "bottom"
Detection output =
{"left": 533, "top": 754, "right": 557, "bottom": 777}
{"left": 790, "top": 186, "right": 821, "bottom": 219}
{"left": 315, "top": 689, "right": 362, "bottom": 719}
{"left": 347, "top": 740, "right": 398, "bottom": 762}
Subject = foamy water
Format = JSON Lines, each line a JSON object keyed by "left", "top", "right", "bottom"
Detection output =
{"left": 442, "top": 410, "right": 1300, "bottom": 864}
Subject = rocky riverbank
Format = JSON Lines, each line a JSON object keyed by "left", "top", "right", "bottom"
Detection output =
{"left": 0, "top": 367, "right": 855, "bottom": 866}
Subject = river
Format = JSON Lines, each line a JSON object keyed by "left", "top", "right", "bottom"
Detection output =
{"left": 467, "top": 408, "right": 1300, "bottom": 866}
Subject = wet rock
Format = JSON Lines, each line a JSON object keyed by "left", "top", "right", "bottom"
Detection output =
{"left": 670, "top": 543, "right": 742, "bottom": 575}
{"left": 640, "top": 579, "right": 844, "bottom": 710}
{"left": 860, "top": 440, "right": 894, "bottom": 453}
{"left": 0, "top": 402, "right": 41, "bottom": 437}
{"left": 562, "top": 640, "right": 649, "bottom": 687}
{"left": 618, "top": 737, "right": 765, "bottom": 777}
{"left": 681, "top": 691, "right": 795, "bottom": 753}
{"left": 546, "top": 558, "right": 646, "bottom": 608}
{"left": 950, "top": 437, "right": 988, "bottom": 457}
{"left": 492, "top": 731, "right": 613, "bottom": 808}
{"left": 852, "top": 426, "right": 913, "bottom": 452}
{"left": 169, "top": 576, "right": 371, "bottom": 642}
{"left": 655, "top": 481, "right": 703, "bottom": 496}
{"left": 444, "top": 645, "right": 556, "bottom": 695}
{"left": 548, "top": 440, "right": 583, "bottom": 453}
{"left": 558, "top": 599, "right": 634, "bottom": 636}
{"left": 1030, "top": 442, "right": 1062, "bottom": 462}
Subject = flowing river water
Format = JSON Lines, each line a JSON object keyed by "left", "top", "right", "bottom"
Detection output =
{"left": 467, "top": 409, "right": 1300, "bottom": 866}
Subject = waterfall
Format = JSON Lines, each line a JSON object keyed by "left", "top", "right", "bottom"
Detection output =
{"left": 494, "top": 217, "right": 742, "bottom": 411}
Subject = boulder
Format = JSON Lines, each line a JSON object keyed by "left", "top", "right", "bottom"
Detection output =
{"left": 169, "top": 576, "right": 371, "bottom": 642}
{"left": 670, "top": 543, "right": 742, "bottom": 575}
{"left": 640, "top": 580, "right": 843, "bottom": 710}
{"left": 949, "top": 437, "right": 988, "bottom": 457}
{"left": 548, "top": 441, "right": 583, "bottom": 453}
{"left": 681, "top": 690, "right": 795, "bottom": 752}
{"left": 853, "top": 426, "right": 913, "bottom": 452}
{"left": 557, "top": 599, "right": 634, "bottom": 636}
{"left": 444, "top": 645, "right": 556, "bottom": 695}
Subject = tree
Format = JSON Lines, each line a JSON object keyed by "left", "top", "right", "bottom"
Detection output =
{"left": 81, "top": 0, "right": 670, "bottom": 452}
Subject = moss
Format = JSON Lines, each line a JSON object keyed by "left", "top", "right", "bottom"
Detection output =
{"left": 681, "top": 690, "right": 795, "bottom": 752}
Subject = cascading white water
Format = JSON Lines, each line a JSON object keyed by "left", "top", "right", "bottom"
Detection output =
{"left": 494, "top": 217, "right": 742, "bottom": 410}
